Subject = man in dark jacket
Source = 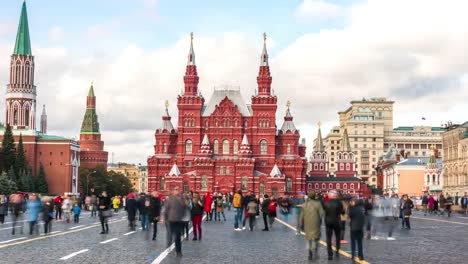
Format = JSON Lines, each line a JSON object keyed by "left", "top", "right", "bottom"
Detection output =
{"left": 126, "top": 193, "right": 138, "bottom": 231}
{"left": 138, "top": 193, "right": 150, "bottom": 230}
{"left": 149, "top": 191, "right": 162, "bottom": 240}
{"left": 98, "top": 191, "right": 111, "bottom": 234}
{"left": 348, "top": 199, "right": 365, "bottom": 261}
{"left": 323, "top": 190, "right": 344, "bottom": 260}
{"left": 261, "top": 194, "right": 271, "bottom": 231}
{"left": 163, "top": 187, "right": 186, "bottom": 257}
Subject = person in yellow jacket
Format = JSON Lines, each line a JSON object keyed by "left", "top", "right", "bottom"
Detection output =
{"left": 232, "top": 190, "right": 243, "bottom": 231}
{"left": 112, "top": 196, "right": 121, "bottom": 213}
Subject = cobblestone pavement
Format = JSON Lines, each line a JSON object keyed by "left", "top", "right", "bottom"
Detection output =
{"left": 0, "top": 209, "right": 467, "bottom": 264}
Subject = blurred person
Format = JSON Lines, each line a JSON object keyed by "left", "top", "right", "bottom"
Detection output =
{"left": 0, "top": 194, "right": 7, "bottom": 224}
{"left": 294, "top": 192, "right": 306, "bottom": 235}
{"left": 348, "top": 199, "right": 365, "bottom": 261}
{"left": 242, "top": 191, "right": 254, "bottom": 230}
{"left": 299, "top": 192, "right": 324, "bottom": 260}
{"left": 401, "top": 194, "right": 414, "bottom": 229}
{"left": 279, "top": 195, "right": 291, "bottom": 223}
{"left": 247, "top": 198, "right": 258, "bottom": 231}
{"left": 9, "top": 193, "right": 24, "bottom": 235}
{"left": 204, "top": 192, "right": 213, "bottom": 221}
{"left": 216, "top": 194, "right": 226, "bottom": 221}
{"left": 42, "top": 197, "right": 54, "bottom": 234}
{"left": 138, "top": 193, "right": 150, "bottom": 230}
{"left": 323, "top": 190, "right": 344, "bottom": 260}
{"left": 438, "top": 194, "right": 445, "bottom": 216}
{"left": 26, "top": 193, "right": 42, "bottom": 235}
{"left": 391, "top": 194, "right": 400, "bottom": 220}
{"left": 98, "top": 191, "right": 111, "bottom": 234}
{"left": 112, "top": 196, "right": 120, "bottom": 214}
{"left": 428, "top": 194, "right": 435, "bottom": 215}
{"left": 182, "top": 193, "right": 192, "bottom": 240}
{"left": 53, "top": 195, "right": 63, "bottom": 220}
{"left": 461, "top": 193, "right": 468, "bottom": 215}
{"left": 126, "top": 193, "right": 138, "bottom": 231}
{"left": 268, "top": 196, "right": 278, "bottom": 229}
{"left": 72, "top": 203, "right": 81, "bottom": 223}
{"left": 340, "top": 196, "right": 350, "bottom": 243}
{"left": 261, "top": 194, "right": 271, "bottom": 231}
{"left": 62, "top": 196, "right": 72, "bottom": 223}
{"left": 163, "top": 187, "right": 186, "bottom": 257}
{"left": 445, "top": 193, "right": 453, "bottom": 217}
{"left": 191, "top": 192, "right": 204, "bottom": 241}
{"left": 90, "top": 194, "right": 98, "bottom": 217}
{"left": 421, "top": 193, "right": 429, "bottom": 216}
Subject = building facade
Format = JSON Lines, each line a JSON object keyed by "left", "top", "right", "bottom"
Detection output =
{"left": 442, "top": 122, "right": 468, "bottom": 196}
{"left": 323, "top": 126, "right": 341, "bottom": 175}
{"left": 307, "top": 125, "right": 370, "bottom": 197}
{"left": 79, "top": 83, "right": 108, "bottom": 169}
{"left": 107, "top": 163, "right": 140, "bottom": 192}
{"left": 0, "top": 2, "right": 80, "bottom": 195}
{"left": 147, "top": 34, "right": 307, "bottom": 195}
{"left": 384, "top": 126, "right": 445, "bottom": 158}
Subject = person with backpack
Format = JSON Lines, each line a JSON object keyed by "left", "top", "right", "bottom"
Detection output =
{"left": 261, "top": 194, "right": 271, "bottom": 231}
{"left": 268, "top": 196, "right": 278, "bottom": 229}
{"left": 216, "top": 195, "right": 226, "bottom": 221}
{"left": 232, "top": 190, "right": 243, "bottom": 231}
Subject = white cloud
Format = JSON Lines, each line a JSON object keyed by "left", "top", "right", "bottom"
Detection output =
{"left": 48, "top": 26, "right": 64, "bottom": 43}
{"left": 294, "top": 0, "right": 343, "bottom": 21}
{"left": 1, "top": 0, "right": 468, "bottom": 164}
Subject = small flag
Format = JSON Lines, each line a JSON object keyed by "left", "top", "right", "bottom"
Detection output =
{"left": 422, "top": 117, "right": 426, "bottom": 120}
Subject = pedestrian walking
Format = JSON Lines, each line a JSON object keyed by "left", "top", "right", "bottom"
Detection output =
{"left": 72, "top": 203, "right": 81, "bottom": 223}
{"left": 138, "top": 193, "right": 150, "bottom": 230}
{"left": 0, "top": 195, "right": 7, "bottom": 224}
{"left": 268, "top": 196, "right": 278, "bottom": 229}
{"left": 9, "top": 193, "right": 24, "bottom": 235}
{"left": 421, "top": 193, "right": 429, "bottom": 216}
{"left": 242, "top": 191, "right": 254, "bottom": 230}
{"left": 363, "top": 197, "right": 373, "bottom": 240}
{"left": 261, "top": 194, "right": 271, "bottom": 231}
{"left": 323, "top": 190, "right": 344, "bottom": 260}
{"left": 62, "top": 196, "right": 72, "bottom": 223}
{"left": 54, "top": 195, "right": 63, "bottom": 220}
{"left": 126, "top": 193, "right": 138, "bottom": 231}
{"left": 204, "top": 192, "right": 213, "bottom": 221}
{"left": 445, "top": 193, "right": 453, "bottom": 217}
{"left": 42, "top": 197, "right": 54, "bottom": 234}
{"left": 98, "top": 191, "right": 111, "bottom": 234}
{"left": 348, "top": 199, "right": 365, "bottom": 261}
{"left": 191, "top": 192, "right": 204, "bottom": 241}
{"left": 112, "top": 196, "right": 120, "bottom": 214}
{"left": 26, "top": 193, "right": 42, "bottom": 236}
{"left": 163, "top": 187, "right": 186, "bottom": 257}
{"left": 401, "top": 194, "right": 414, "bottom": 229}
{"left": 461, "top": 193, "right": 468, "bottom": 215}
{"left": 299, "top": 192, "right": 324, "bottom": 260}
{"left": 90, "top": 194, "right": 98, "bottom": 217}
{"left": 149, "top": 191, "right": 162, "bottom": 240}
{"left": 279, "top": 195, "right": 291, "bottom": 222}
{"left": 182, "top": 193, "right": 192, "bottom": 240}
{"left": 232, "top": 190, "right": 243, "bottom": 231}
{"left": 247, "top": 198, "right": 258, "bottom": 231}
{"left": 216, "top": 195, "right": 226, "bottom": 221}
{"left": 438, "top": 194, "right": 445, "bottom": 216}
{"left": 294, "top": 192, "right": 305, "bottom": 235}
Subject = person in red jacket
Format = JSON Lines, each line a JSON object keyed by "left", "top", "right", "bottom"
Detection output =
{"left": 204, "top": 192, "right": 212, "bottom": 221}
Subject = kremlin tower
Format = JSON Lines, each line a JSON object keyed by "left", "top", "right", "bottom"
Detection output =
{"left": 79, "top": 83, "right": 108, "bottom": 168}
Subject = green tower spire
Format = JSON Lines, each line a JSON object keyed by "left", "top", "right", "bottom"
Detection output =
{"left": 13, "top": 1, "right": 32, "bottom": 56}
{"left": 80, "top": 82, "right": 100, "bottom": 134}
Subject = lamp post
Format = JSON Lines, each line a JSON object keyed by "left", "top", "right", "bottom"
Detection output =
{"left": 86, "top": 170, "right": 97, "bottom": 196}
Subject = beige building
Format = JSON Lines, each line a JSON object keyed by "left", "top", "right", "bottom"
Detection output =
{"left": 138, "top": 166, "right": 148, "bottom": 193}
{"left": 323, "top": 126, "right": 342, "bottom": 175}
{"left": 384, "top": 126, "right": 445, "bottom": 158}
{"left": 334, "top": 97, "right": 394, "bottom": 184}
{"left": 442, "top": 122, "right": 468, "bottom": 196}
{"left": 107, "top": 163, "right": 140, "bottom": 192}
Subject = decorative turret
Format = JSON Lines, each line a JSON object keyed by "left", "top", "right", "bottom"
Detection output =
{"left": 257, "top": 32, "right": 272, "bottom": 97}
{"left": 183, "top": 32, "right": 199, "bottom": 96}
{"left": 314, "top": 122, "right": 324, "bottom": 152}
{"left": 341, "top": 128, "right": 352, "bottom": 152}
{"left": 80, "top": 82, "right": 100, "bottom": 134}
{"left": 239, "top": 134, "right": 252, "bottom": 156}
{"left": 309, "top": 122, "right": 328, "bottom": 177}
{"left": 335, "top": 128, "right": 355, "bottom": 177}
{"left": 40, "top": 105, "right": 47, "bottom": 134}
{"left": 280, "top": 101, "right": 297, "bottom": 133}
{"left": 6, "top": 1, "right": 36, "bottom": 130}
{"left": 160, "top": 100, "right": 175, "bottom": 132}
{"left": 270, "top": 163, "right": 282, "bottom": 177}
{"left": 168, "top": 163, "right": 181, "bottom": 177}
{"left": 200, "top": 134, "right": 212, "bottom": 155}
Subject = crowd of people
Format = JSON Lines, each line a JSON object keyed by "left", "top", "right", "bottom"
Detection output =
{"left": 420, "top": 192, "right": 468, "bottom": 217}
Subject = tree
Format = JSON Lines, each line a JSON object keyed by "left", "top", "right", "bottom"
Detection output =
{"left": 7, "top": 166, "right": 16, "bottom": 182}
{"left": 35, "top": 163, "right": 48, "bottom": 194}
{"left": 0, "top": 172, "right": 17, "bottom": 196}
{"left": 15, "top": 134, "right": 27, "bottom": 175}
{"left": 1, "top": 124, "right": 16, "bottom": 174}
{"left": 19, "top": 168, "right": 34, "bottom": 192}
{"left": 79, "top": 167, "right": 133, "bottom": 196}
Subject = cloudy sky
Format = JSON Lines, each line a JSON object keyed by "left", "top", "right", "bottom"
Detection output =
{"left": 0, "top": 0, "right": 466, "bottom": 165}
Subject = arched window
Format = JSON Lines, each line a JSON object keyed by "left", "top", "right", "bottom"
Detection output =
{"left": 13, "top": 107, "right": 18, "bottom": 126}
{"left": 260, "top": 140, "right": 267, "bottom": 155}
{"left": 260, "top": 183, "right": 266, "bottom": 194}
{"left": 226, "top": 120, "right": 230, "bottom": 127}
{"left": 432, "top": 174, "right": 436, "bottom": 183}
{"left": 315, "top": 183, "right": 319, "bottom": 189}
{"left": 336, "top": 183, "right": 340, "bottom": 189}
{"left": 24, "top": 107, "right": 30, "bottom": 127}
{"left": 287, "top": 144, "right": 291, "bottom": 155}
{"left": 339, "top": 163, "right": 344, "bottom": 170}
{"left": 320, "top": 164, "right": 324, "bottom": 170}
{"left": 314, "top": 164, "right": 318, "bottom": 170}
{"left": 233, "top": 140, "right": 239, "bottom": 155}
{"left": 223, "top": 140, "right": 230, "bottom": 154}
{"left": 272, "top": 187, "right": 279, "bottom": 197}
{"left": 242, "top": 176, "right": 248, "bottom": 191}
{"left": 350, "top": 183, "right": 355, "bottom": 189}
{"left": 343, "top": 183, "right": 347, "bottom": 189}
{"left": 226, "top": 166, "right": 230, "bottom": 175}
{"left": 185, "top": 139, "right": 193, "bottom": 154}
{"left": 162, "top": 142, "right": 167, "bottom": 154}
{"left": 201, "top": 175, "right": 207, "bottom": 191}
{"left": 346, "top": 163, "right": 350, "bottom": 170}
{"left": 322, "top": 183, "right": 326, "bottom": 189}
{"left": 213, "top": 140, "right": 219, "bottom": 154}
{"left": 219, "top": 166, "right": 224, "bottom": 175}
{"left": 329, "top": 183, "right": 333, "bottom": 189}
{"left": 285, "top": 178, "right": 293, "bottom": 193}
{"left": 160, "top": 177, "right": 166, "bottom": 190}
{"left": 234, "top": 119, "right": 238, "bottom": 127}
{"left": 205, "top": 120, "right": 209, "bottom": 127}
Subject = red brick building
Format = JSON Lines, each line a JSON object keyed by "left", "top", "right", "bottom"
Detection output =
{"left": 79, "top": 83, "right": 108, "bottom": 169}
{"left": 147, "top": 33, "right": 307, "bottom": 195}
{"left": 0, "top": 2, "right": 80, "bottom": 195}
{"left": 307, "top": 125, "right": 370, "bottom": 197}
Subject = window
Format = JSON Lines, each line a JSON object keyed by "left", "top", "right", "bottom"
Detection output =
{"left": 329, "top": 183, "right": 333, "bottom": 189}
{"left": 60, "top": 152, "right": 64, "bottom": 156}
{"left": 350, "top": 183, "right": 355, "bottom": 189}
{"left": 260, "top": 183, "right": 266, "bottom": 194}
{"left": 340, "top": 163, "right": 344, "bottom": 170}
{"left": 25, "top": 108, "right": 29, "bottom": 127}
{"left": 223, "top": 140, "right": 230, "bottom": 154}
{"left": 343, "top": 183, "right": 347, "bottom": 189}
{"left": 260, "top": 140, "right": 267, "bottom": 155}
{"left": 186, "top": 161, "right": 191, "bottom": 167}
{"left": 336, "top": 183, "right": 340, "bottom": 189}
{"left": 322, "top": 183, "right": 326, "bottom": 189}
{"left": 185, "top": 140, "right": 193, "bottom": 154}
{"left": 320, "top": 163, "right": 324, "bottom": 170}
{"left": 242, "top": 176, "right": 248, "bottom": 190}
{"left": 314, "top": 164, "right": 318, "bottom": 170}
{"left": 372, "top": 144, "right": 376, "bottom": 148}
{"left": 363, "top": 138, "right": 367, "bottom": 142}
{"left": 354, "top": 144, "right": 358, "bottom": 148}
{"left": 346, "top": 163, "right": 350, "bottom": 170}
{"left": 372, "top": 151, "right": 376, "bottom": 155}
{"left": 363, "top": 144, "right": 367, "bottom": 148}
{"left": 201, "top": 175, "right": 207, "bottom": 191}
{"left": 163, "top": 142, "right": 167, "bottom": 153}
{"left": 272, "top": 187, "right": 279, "bottom": 197}
{"left": 287, "top": 144, "right": 291, "bottom": 155}
{"left": 50, "top": 152, "right": 53, "bottom": 156}
{"left": 183, "top": 182, "right": 189, "bottom": 193}
{"left": 226, "top": 167, "right": 230, "bottom": 175}
{"left": 160, "top": 177, "right": 166, "bottom": 190}
{"left": 285, "top": 178, "right": 293, "bottom": 193}
{"left": 213, "top": 140, "right": 219, "bottom": 154}
{"left": 233, "top": 140, "right": 239, "bottom": 155}
{"left": 219, "top": 166, "right": 224, "bottom": 175}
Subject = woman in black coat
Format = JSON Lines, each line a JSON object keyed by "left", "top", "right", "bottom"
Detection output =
{"left": 126, "top": 193, "right": 138, "bottom": 231}
{"left": 401, "top": 194, "right": 414, "bottom": 229}
{"left": 98, "top": 191, "right": 111, "bottom": 234}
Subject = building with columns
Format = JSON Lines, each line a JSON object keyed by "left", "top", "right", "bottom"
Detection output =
{"left": 0, "top": 2, "right": 80, "bottom": 195}
{"left": 384, "top": 126, "right": 445, "bottom": 159}
{"left": 147, "top": 33, "right": 307, "bottom": 196}
{"left": 442, "top": 122, "right": 468, "bottom": 196}
{"left": 79, "top": 83, "right": 108, "bottom": 169}
{"left": 307, "top": 124, "right": 370, "bottom": 197}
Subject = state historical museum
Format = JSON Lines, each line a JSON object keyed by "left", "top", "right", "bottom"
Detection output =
{"left": 147, "top": 34, "right": 307, "bottom": 195}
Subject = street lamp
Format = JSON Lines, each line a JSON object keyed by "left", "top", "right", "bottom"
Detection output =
{"left": 86, "top": 170, "right": 97, "bottom": 196}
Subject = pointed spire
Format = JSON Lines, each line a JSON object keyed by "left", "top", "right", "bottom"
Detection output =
{"left": 168, "top": 163, "right": 181, "bottom": 177}
{"left": 200, "top": 134, "right": 212, "bottom": 155}
{"left": 241, "top": 134, "right": 249, "bottom": 145}
{"left": 202, "top": 134, "right": 209, "bottom": 145}
{"left": 260, "top": 32, "right": 268, "bottom": 66}
{"left": 187, "top": 32, "right": 195, "bottom": 65}
{"left": 88, "top": 81, "right": 95, "bottom": 97}
{"left": 13, "top": 1, "right": 32, "bottom": 55}
{"left": 41, "top": 104, "right": 46, "bottom": 116}
{"left": 314, "top": 121, "right": 325, "bottom": 152}
{"left": 161, "top": 100, "right": 175, "bottom": 131}
{"left": 239, "top": 134, "right": 252, "bottom": 156}
{"left": 341, "top": 128, "right": 351, "bottom": 152}
{"left": 40, "top": 104, "right": 47, "bottom": 134}
{"left": 269, "top": 163, "right": 282, "bottom": 177}
{"left": 81, "top": 83, "right": 100, "bottom": 134}
{"left": 281, "top": 101, "right": 297, "bottom": 133}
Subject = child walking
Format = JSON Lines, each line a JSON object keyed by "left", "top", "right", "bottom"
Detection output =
{"left": 72, "top": 203, "right": 81, "bottom": 223}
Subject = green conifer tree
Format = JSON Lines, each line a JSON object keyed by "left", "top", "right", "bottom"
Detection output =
{"left": 1, "top": 124, "right": 16, "bottom": 173}
{"left": 0, "top": 172, "right": 18, "bottom": 195}
{"left": 35, "top": 164, "right": 48, "bottom": 194}
{"left": 15, "top": 134, "right": 27, "bottom": 175}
